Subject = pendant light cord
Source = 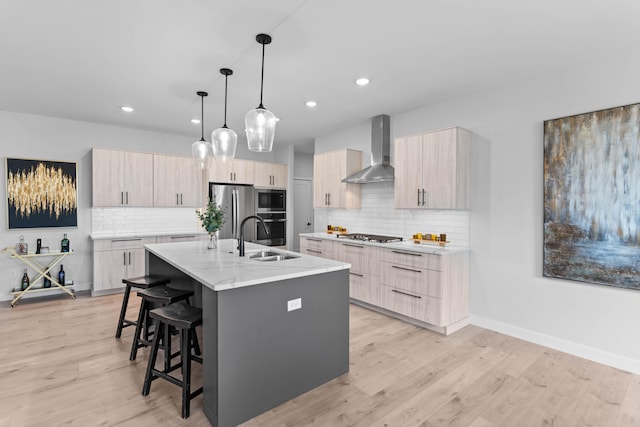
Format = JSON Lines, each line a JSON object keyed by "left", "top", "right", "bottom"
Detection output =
{"left": 200, "top": 94, "right": 205, "bottom": 141}
{"left": 223, "top": 75, "right": 229, "bottom": 128}
{"left": 258, "top": 42, "right": 265, "bottom": 109}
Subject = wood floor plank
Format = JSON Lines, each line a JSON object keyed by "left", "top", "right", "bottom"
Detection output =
{"left": 1, "top": 294, "right": 639, "bottom": 427}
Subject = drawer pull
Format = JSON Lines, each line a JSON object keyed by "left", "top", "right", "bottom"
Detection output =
{"left": 392, "top": 289, "right": 422, "bottom": 299}
{"left": 342, "top": 243, "right": 364, "bottom": 248}
{"left": 391, "top": 250, "right": 422, "bottom": 257}
{"left": 171, "top": 235, "right": 195, "bottom": 239}
{"left": 307, "top": 238, "right": 323, "bottom": 242}
{"left": 306, "top": 249, "right": 322, "bottom": 254}
{"left": 392, "top": 265, "right": 422, "bottom": 273}
{"left": 112, "top": 238, "right": 143, "bottom": 242}
{"left": 349, "top": 272, "right": 364, "bottom": 277}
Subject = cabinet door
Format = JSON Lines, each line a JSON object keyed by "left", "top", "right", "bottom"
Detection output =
{"left": 93, "top": 148, "right": 125, "bottom": 206}
{"left": 271, "top": 163, "right": 287, "bottom": 188}
{"left": 423, "top": 128, "right": 457, "bottom": 209}
{"left": 177, "top": 156, "right": 203, "bottom": 207}
{"left": 127, "top": 248, "right": 147, "bottom": 278}
{"left": 394, "top": 135, "right": 424, "bottom": 208}
{"left": 313, "top": 155, "right": 327, "bottom": 207}
{"left": 324, "top": 150, "right": 345, "bottom": 208}
{"left": 232, "top": 159, "right": 255, "bottom": 185}
{"left": 124, "top": 151, "right": 154, "bottom": 207}
{"left": 93, "top": 250, "right": 127, "bottom": 292}
{"left": 254, "top": 162, "right": 273, "bottom": 187}
{"left": 335, "top": 242, "right": 379, "bottom": 275}
{"left": 154, "top": 154, "right": 181, "bottom": 206}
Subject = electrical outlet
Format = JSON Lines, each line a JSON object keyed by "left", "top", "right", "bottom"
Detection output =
{"left": 287, "top": 298, "right": 302, "bottom": 312}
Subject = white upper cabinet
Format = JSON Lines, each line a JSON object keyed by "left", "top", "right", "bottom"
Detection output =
{"left": 313, "top": 149, "right": 362, "bottom": 209}
{"left": 394, "top": 127, "right": 471, "bottom": 210}
{"left": 92, "top": 148, "right": 154, "bottom": 207}
{"left": 254, "top": 161, "right": 288, "bottom": 188}
{"left": 153, "top": 154, "right": 203, "bottom": 207}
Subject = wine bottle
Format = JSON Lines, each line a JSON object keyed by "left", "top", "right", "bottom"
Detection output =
{"left": 36, "top": 238, "right": 42, "bottom": 254}
{"left": 61, "top": 233, "right": 70, "bottom": 252}
{"left": 43, "top": 276, "right": 51, "bottom": 288}
{"left": 21, "top": 269, "right": 30, "bottom": 291}
{"left": 58, "top": 265, "right": 66, "bottom": 286}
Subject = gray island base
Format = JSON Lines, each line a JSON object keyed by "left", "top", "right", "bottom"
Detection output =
{"left": 145, "top": 240, "right": 350, "bottom": 427}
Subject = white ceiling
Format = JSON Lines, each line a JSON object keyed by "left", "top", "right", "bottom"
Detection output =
{"left": 1, "top": 0, "right": 638, "bottom": 154}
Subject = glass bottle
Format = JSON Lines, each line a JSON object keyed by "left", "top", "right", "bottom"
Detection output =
{"left": 21, "top": 269, "right": 30, "bottom": 291}
{"left": 58, "top": 265, "right": 66, "bottom": 286}
{"left": 61, "top": 233, "right": 70, "bottom": 253}
{"left": 43, "top": 276, "right": 51, "bottom": 288}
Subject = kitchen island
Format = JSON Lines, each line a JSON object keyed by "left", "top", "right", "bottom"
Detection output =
{"left": 144, "top": 239, "right": 351, "bottom": 427}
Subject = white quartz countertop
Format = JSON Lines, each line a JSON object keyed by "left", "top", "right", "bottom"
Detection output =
{"left": 299, "top": 232, "right": 470, "bottom": 255}
{"left": 145, "top": 239, "right": 351, "bottom": 292}
{"left": 91, "top": 231, "right": 207, "bottom": 240}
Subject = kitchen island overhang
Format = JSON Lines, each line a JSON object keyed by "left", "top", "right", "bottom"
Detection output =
{"left": 144, "top": 239, "right": 350, "bottom": 427}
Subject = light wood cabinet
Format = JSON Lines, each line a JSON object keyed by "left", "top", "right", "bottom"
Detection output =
{"left": 394, "top": 127, "right": 471, "bottom": 209}
{"left": 334, "top": 240, "right": 381, "bottom": 306}
{"left": 254, "top": 162, "right": 287, "bottom": 188}
{"left": 299, "top": 236, "right": 334, "bottom": 258}
{"left": 92, "top": 237, "right": 156, "bottom": 295}
{"left": 210, "top": 158, "right": 255, "bottom": 185}
{"left": 92, "top": 148, "right": 154, "bottom": 207}
{"left": 153, "top": 154, "right": 203, "bottom": 207}
{"left": 313, "top": 149, "right": 362, "bottom": 209}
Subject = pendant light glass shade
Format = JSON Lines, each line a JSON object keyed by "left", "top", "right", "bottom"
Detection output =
{"left": 245, "top": 33, "right": 276, "bottom": 152}
{"left": 211, "top": 68, "right": 237, "bottom": 162}
{"left": 192, "top": 91, "right": 213, "bottom": 170}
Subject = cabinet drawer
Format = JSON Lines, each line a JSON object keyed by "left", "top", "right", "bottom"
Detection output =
{"left": 94, "top": 237, "right": 156, "bottom": 251}
{"left": 301, "top": 237, "right": 325, "bottom": 251}
{"left": 301, "top": 237, "right": 333, "bottom": 258}
{"left": 335, "top": 242, "right": 379, "bottom": 275}
{"left": 381, "top": 248, "right": 441, "bottom": 271}
{"left": 348, "top": 272, "right": 380, "bottom": 305}
{"left": 378, "top": 283, "right": 443, "bottom": 326}
{"left": 300, "top": 247, "right": 327, "bottom": 257}
{"left": 380, "top": 261, "right": 441, "bottom": 298}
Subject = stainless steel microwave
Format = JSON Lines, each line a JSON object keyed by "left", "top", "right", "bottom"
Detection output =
{"left": 256, "top": 189, "right": 286, "bottom": 212}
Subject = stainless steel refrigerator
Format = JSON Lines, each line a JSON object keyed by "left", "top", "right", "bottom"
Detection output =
{"left": 209, "top": 183, "right": 256, "bottom": 242}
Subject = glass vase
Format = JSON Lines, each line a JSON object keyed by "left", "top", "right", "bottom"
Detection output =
{"left": 207, "top": 232, "right": 218, "bottom": 249}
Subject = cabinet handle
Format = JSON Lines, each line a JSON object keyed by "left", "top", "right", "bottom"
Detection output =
{"left": 342, "top": 243, "right": 364, "bottom": 249}
{"left": 392, "top": 289, "right": 422, "bottom": 299}
{"left": 128, "top": 251, "right": 132, "bottom": 265}
{"left": 391, "top": 250, "right": 422, "bottom": 257}
{"left": 307, "top": 238, "right": 322, "bottom": 242}
{"left": 180, "top": 193, "right": 183, "bottom": 205}
{"left": 123, "top": 252, "right": 126, "bottom": 266}
{"left": 422, "top": 189, "right": 426, "bottom": 207}
{"left": 121, "top": 191, "right": 124, "bottom": 205}
{"left": 417, "top": 188, "right": 421, "bottom": 206}
{"left": 306, "top": 249, "right": 322, "bottom": 254}
{"left": 392, "top": 265, "right": 422, "bottom": 273}
{"left": 177, "top": 193, "right": 180, "bottom": 205}
{"left": 126, "top": 192, "right": 129, "bottom": 205}
{"left": 112, "top": 238, "right": 143, "bottom": 242}
{"left": 171, "top": 235, "right": 195, "bottom": 239}
{"left": 349, "top": 272, "right": 364, "bottom": 277}
{"left": 327, "top": 193, "right": 331, "bottom": 206}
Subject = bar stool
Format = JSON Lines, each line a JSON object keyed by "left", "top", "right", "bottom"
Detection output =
{"left": 142, "top": 302, "right": 203, "bottom": 419}
{"left": 129, "top": 285, "right": 196, "bottom": 366}
{"left": 115, "top": 275, "right": 170, "bottom": 339}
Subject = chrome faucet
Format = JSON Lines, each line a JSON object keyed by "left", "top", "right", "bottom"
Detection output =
{"left": 238, "top": 215, "right": 269, "bottom": 256}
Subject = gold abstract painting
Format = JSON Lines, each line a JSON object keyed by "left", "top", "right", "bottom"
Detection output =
{"left": 6, "top": 158, "right": 77, "bottom": 229}
{"left": 543, "top": 103, "right": 640, "bottom": 289}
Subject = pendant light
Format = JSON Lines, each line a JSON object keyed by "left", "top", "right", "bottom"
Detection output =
{"left": 191, "top": 91, "right": 214, "bottom": 170}
{"left": 245, "top": 33, "right": 277, "bottom": 152}
{"left": 211, "top": 68, "right": 237, "bottom": 162}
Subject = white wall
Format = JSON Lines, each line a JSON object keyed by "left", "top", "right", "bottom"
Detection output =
{"left": 314, "top": 52, "right": 640, "bottom": 373}
{"left": 293, "top": 152, "right": 313, "bottom": 179}
{"left": 0, "top": 111, "right": 281, "bottom": 300}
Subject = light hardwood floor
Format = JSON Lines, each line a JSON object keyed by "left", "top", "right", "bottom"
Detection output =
{"left": 1, "top": 294, "right": 639, "bottom": 426}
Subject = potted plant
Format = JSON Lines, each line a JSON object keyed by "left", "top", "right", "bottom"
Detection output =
{"left": 196, "top": 200, "right": 226, "bottom": 249}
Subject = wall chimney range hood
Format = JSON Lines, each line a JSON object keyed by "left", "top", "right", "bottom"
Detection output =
{"left": 342, "top": 114, "right": 394, "bottom": 184}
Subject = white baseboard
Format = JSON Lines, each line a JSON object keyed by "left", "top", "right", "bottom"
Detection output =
{"left": 470, "top": 315, "right": 640, "bottom": 375}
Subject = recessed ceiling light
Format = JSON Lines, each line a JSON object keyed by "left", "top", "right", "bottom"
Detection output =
{"left": 120, "top": 106, "right": 134, "bottom": 113}
{"left": 355, "top": 78, "right": 370, "bottom": 86}
{"left": 306, "top": 101, "right": 317, "bottom": 108}
{"left": 191, "top": 118, "right": 201, "bottom": 124}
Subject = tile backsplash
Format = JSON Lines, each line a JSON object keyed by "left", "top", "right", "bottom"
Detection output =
{"left": 92, "top": 207, "right": 202, "bottom": 235}
{"left": 314, "top": 182, "right": 470, "bottom": 247}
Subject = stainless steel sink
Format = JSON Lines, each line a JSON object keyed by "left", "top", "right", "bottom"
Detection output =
{"left": 248, "top": 250, "right": 299, "bottom": 262}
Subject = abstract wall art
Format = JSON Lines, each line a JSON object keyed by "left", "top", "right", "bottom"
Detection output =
{"left": 544, "top": 103, "right": 640, "bottom": 290}
{"left": 6, "top": 158, "right": 78, "bottom": 229}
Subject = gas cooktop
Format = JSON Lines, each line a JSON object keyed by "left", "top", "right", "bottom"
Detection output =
{"left": 336, "top": 233, "right": 403, "bottom": 244}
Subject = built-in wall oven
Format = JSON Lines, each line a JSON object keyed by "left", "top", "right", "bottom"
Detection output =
{"left": 256, "top": 189, "right": 286, "bottom": 212}
{"left": 256, "top": 212, "right": 286, "bottom": 246}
